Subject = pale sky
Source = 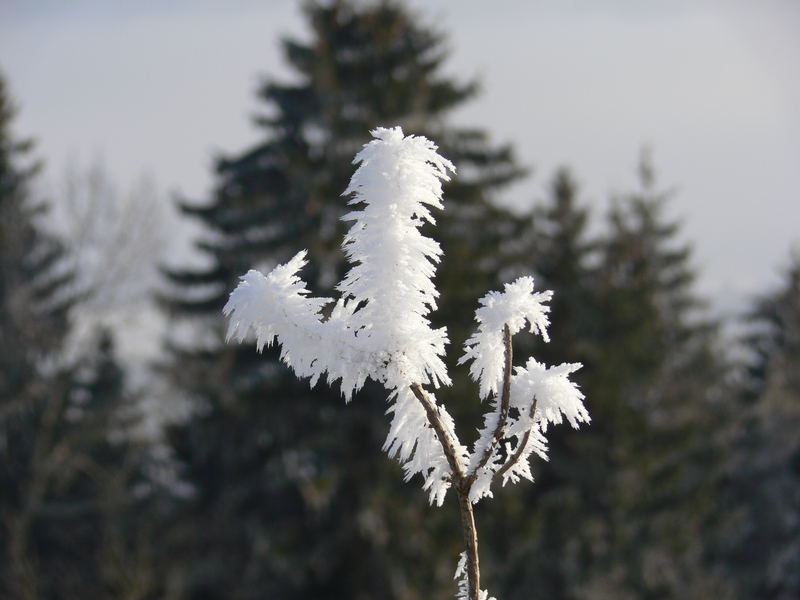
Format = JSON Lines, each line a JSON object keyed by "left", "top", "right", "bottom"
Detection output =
{"left": 2, "top": 0, "right": 799, "bottom": 319}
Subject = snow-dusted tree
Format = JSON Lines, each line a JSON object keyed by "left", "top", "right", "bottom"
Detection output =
{"left": 223, "top": 127, "right": 589, "bottom": 600}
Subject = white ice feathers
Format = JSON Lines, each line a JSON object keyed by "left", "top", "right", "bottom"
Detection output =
{"left": 460, "top": 276, "right": 552, "bottom": 400}
{"left": 460, "top": 280, "right": 589, "bottom": 502}
{"left": 223, "top": 126, "right": 589, "bottom": 510}
{"left": 455, "top": 552, "right": 495, "bottom": 600}
{"left": 223, "top": 251, "right": 374, "bottom": 397}
{"left": 495, "top": 359, "right": 589, "bottom": 488}
{"left": 223, "top": 127, "right": 463, "bottom": 505}
{"left": 338, "top": 126, "right": 453, "bottom": 391}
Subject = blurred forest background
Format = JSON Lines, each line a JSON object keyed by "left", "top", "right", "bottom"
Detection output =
{"left": 1, "top": 1, "right": 798, "bottom": 599}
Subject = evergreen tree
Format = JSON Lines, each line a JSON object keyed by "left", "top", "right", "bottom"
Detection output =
{"left": 525, "top": 168, "right": 596, "bottom": 365}
{"left": 492, "top": 156, "right": 731, "bottom": 600}
{"left": 0, "top": 71, "right": 73, "bottom": 597}
{"left": 717, "top": 253, "right": 800, "bottom": 599}
{"left": 161, "top": 2, "right": 523, "bottom": 598}
{"left": 573, "top": 155, "right": 730, "bottom": 599}
{"left": 0, "top": 73, "right": 162, "bottom": 600}
{"left": 487, "top": 168, "right": 599, "bottom": 599}
{"left": 0, "top": 76, "right": 71, "bottom": 403}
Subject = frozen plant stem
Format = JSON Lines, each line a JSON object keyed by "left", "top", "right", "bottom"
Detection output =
{"left": 467, "top": 325, "right": 513, "bottom": 488}
{"left": 419, "top": 325, "right": 509, "bottom": 600}
{"left": 223, "top": 128, "right": 589, "bottom": 600}
{"left": 411, "top": 382, "right": 480, "bottom": 600}
{"left": 494, "top": 396, "right": 538, "bottom": 484}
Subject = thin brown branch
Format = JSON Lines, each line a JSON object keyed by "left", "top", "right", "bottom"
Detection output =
{"left": 456, "top": 484, "right": 481, "bottom": 600}
{"left": 494, "top": 397, "right": 538, "bottom": 483}
{"left": 409, "top": 383, "right": 480, "bottom": 600}
{"left": 466, "top": 323, "right": 513, "bottom": 487}
{"left": 409, "top": 383, "right": 465, "bottom": 480}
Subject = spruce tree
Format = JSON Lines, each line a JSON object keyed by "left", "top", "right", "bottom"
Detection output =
{"left": 574, "top": 155, "right": 729, "bottom": 599}
{"left": 0, "top": 72, "right": 71, "bottom": 597}
{"left": 525, "top": 168, "right": 596, "bottom": 365}
{"left": 493, "top": 156, "right": 731, "bottom": 599}
{"left": 0, "top": 77, "right": 71, "bottom": 400}
{"left": 717, "top": 253, "right": 800, "bottom": 599}
{"left": 486, "top": 168, "right": 599, "bottom": 599}
{"left": 0, "top": 73, "right": 160, "bottom": 600}
{"left": 161, "top": 2, "right": 523, "bottom": 598}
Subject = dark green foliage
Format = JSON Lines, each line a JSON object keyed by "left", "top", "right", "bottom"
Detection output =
{"left": 0, "top": 74, "right": 164, "bottom": 600}
{"left": 490, "top": 158, "right": 732, "bottom": 599}
{"left": 716, "top": 255, "right": 800, "bottom": 599}
{"left": 0, "top": 75, "right": 71, "bottom": 402}
{"left": 0, "top": 73, "right": 75, "bottom": 597}
{"left": 161, "top": 2, "right": 523, "bottom": 598}
{"left": 3, "top": 334, "right": 115, "bottom": 598}
{"left": 577, "top": 156, "right": 730, "bottom": 599}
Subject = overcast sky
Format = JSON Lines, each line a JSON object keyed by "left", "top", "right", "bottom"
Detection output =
{"left": 2, "top": 0, "right": 799, "bottom": 318}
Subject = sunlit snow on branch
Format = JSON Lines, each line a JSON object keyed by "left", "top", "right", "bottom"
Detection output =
{"left": 223, "top": 126, "right": 589, "bottom": 600}
{"left": 223, "top": 127, "right": 464, "bottom": 506}
{"left": 455, "top": 552, "right": 496, "bottom": 600}
{"left": 499, "top": 359, "right": 589, "bottom": 488}
{"left": 459, "top": 277, "right": 552, "bottom": 400}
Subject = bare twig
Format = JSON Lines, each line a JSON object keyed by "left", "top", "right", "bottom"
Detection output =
{"left": 494, "top": 397, "right": 538, "bottom": 483}
{"left": 455, "top": 484, "right": 481, "bottom": 600}
{"left": 409, "top": 383, "right": 465, "bottom": 480}
{"left": 466, "top": 324, "right": 513, "bottom": 486}
{"left": 409, "top": 383, "right": 480, "bottom": 600}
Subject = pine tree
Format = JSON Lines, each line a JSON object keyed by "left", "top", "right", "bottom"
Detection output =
{"left": 0, "top": 72, "right": 72, "bottom": 597}
{"left": 0, "top": 76, "right": 71, "bottom": 401}
{"left": 0, "top": 73, "right": 162, "bottom": 600}
{"left": 486, "top": 168, "right": 599, "bottom": 599}
{"left": 161, "top": 2, "right": 523, "bottom": 598}
{"left": 717, "top": 253, "right": 800, "bottom": 599}
{"left": 573, "top": 154, "right": 730, "bottom": 599}
{"left": 525, "top": 168, "right": 596, "bottom": 365}
{"left": 492, "top": 156, "right": 731, "bottom": 599}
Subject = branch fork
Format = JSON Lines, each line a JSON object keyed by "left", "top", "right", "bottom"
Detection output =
{"left": 223, "top": 128, "right": 589, "bottom": 600}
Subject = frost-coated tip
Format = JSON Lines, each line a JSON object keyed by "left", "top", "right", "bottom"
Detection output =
{"left": 460, "top": 276, "right": 554, "bottom": 400}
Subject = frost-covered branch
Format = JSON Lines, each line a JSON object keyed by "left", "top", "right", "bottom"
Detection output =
{"left": 465, "top": 324, "right": 513, "bottom": 490}
{"left": 409, "top": 383, "right": 466, "bottom": 482}
{"left": 460, "top": 277, "right": 569, "bottom": 503}
{"left": 223, "top": 251, "right": 375, "bottom": 398}
{"left": 460, "top": 277, "right": 551, "bottom": 399}
{"left": 494, "top": 397, "right": 539, "bottom": 484}
{"left": 496, "top": 360, "right": 588, "bottom": 487}
{"left": 454, "top": 552, "right": 495, "bottom": 600}
{"left": 223, "top": 127, "right": 590, "bottom": 600}
{"left": 223, "top": 127, "right": 466, "bottom": 506}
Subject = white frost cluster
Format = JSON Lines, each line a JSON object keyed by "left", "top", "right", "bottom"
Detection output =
{"left": 498, "top": 359, "right": 588, "bottom": 487}
{"left": 223, "top": 250, "right": 375, "bottom": 396}
{"left": 454, "top": 552, "right": 495, "bottom": 600}
{"left": 223, "top": 125, "right": 589, "bottom": 512}
{"left": 460, "top": 278, "right": 589, "bottom": 503}
{"left": 460, "top": 276, "right": 552, "bottom": 400}
{"left": 224, "top": 127, "right": 465, "bottom": 505}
